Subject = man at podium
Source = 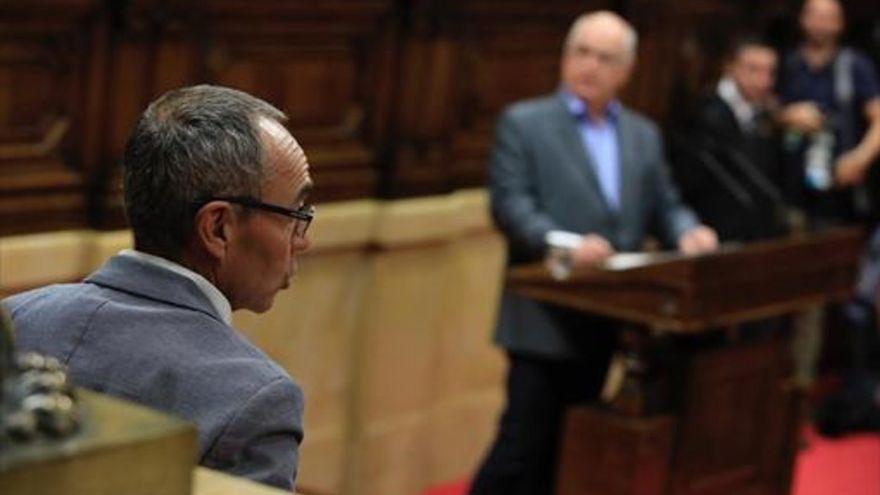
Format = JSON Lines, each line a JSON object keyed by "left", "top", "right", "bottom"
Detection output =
{"left": 470, "top": 11, "right": 718, "bottom": 495}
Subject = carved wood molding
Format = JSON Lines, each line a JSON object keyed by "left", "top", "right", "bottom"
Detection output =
{"left": 0, "top": 0, "right": 105, "bottom": 235}
{"left": 90, "top": 0, "right": 394, "bottom": 223}
{"left": 1, "top": 0, "right": 878, "bottom": 235}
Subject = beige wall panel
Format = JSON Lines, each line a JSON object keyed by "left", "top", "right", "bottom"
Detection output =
{"left": 0, "top": 231, "right": 90, "bottom": 289}
{"left": 306, "top": 200, "right": 378, "bottom": 252}
{"left": 357, "top": 243, "right": 451, "bottom": 423}
{"left": 0, "top": 191, "right": 509, "bottom": 495}
{"left": 234, "top": 250, "right": 366, "bottom": 420}
{"left": 295, "top": 425, "right": 349, "bottom": 494}
{"left": 422, "top": 230, "right": 506, "bottom": 489}
{"left": 350, "top": 190, "right": 507, "bottom": 495}
{"left": 234, "top": 200, "right": 374, "bottom": 424}
{"left": 234, "top": 250, "right": 369, "bottom": 493}
{"left": 433, "top": 231, "right": 506, "bottom": 399}
{"left": 86, "top": 230, "right": 133, "bottom": 271}
{"left": 426, "top": 390, "right": 504, "bottom": 487}
{"left": 449, "top": 189, "right": 495, "bottom": 233}
{"left": 233, "top": 199, "right": 379, "bottom": 493}
{"left": 352, "top": 414, "right": 431, "bottom": 495}
{"left": 373, "top": 196, "right": 461, "bottom": 247}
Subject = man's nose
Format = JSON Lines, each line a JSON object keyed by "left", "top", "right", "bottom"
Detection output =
{"left": 583, "top": 53, "right": 600, "bottom": 70}
{"left": 292, "top": 234, "right": 311, "bottom": 253}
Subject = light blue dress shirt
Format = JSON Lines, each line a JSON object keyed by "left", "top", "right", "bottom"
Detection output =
{"left": 560, "top": 89, "right": 622, "bottom": 211}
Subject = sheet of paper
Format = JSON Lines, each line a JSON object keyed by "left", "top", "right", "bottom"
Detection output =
{"left": 600, "top": 242, "right": 742, "bottom": 272}
{"left": 601, "top": 251, "right": 680, "bottom": 271}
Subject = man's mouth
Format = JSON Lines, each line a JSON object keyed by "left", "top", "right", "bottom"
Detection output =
{"left": 282, "top": 263, "right": 297, "bottom": 289}
{"left": 280, "top": 269, "right": 292, "bottom": 289}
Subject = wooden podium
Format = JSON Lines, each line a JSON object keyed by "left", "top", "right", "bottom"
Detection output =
{"left": 0, "top": 389, "right": 197, "bottom": 495}
{"left": 507, "top": 228, "right": 863, "bottom": 495}
{"left": 0, "top": 390, "right": 308, "bottom": 495}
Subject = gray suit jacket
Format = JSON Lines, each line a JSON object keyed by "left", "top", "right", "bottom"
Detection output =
{"left": 490, "top": 93, "right": 699, "bottom": 359}
{"left": 3, "top": 255, "right": 304, "bottom": 490}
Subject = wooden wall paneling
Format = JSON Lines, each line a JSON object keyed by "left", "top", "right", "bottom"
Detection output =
{"left": 379, "top": 1, "right": 454, "bottom": 198}
{"left": 446, "top": 3, "right": 594, "bottom": 191}
{"left": 0, "top": 1, "right": 104, "bottom": 235}
{"left": 80, "top": 6, "right": 111, "bottom": 226}
{"left": 617, "top": 0, "right": 683, "bottom": 123}
{"left": 382, "top": 0, "right": 615, "bottom": 198}
{"left": 90, "top": 0, "right": 395, "bottom": 229}
{"left": 90, "top": 0, "right": 172, "bottom": 229}
{"left": 2, "top": 1, "right": 879, "bottom": 236}
{"left": 635, "top": 0, "right": 743, "bottom": 126}
{"left": 200, "top": 0, "right": 395, "bottom": 204}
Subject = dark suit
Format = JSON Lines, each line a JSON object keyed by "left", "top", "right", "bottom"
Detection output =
{"left": 670, "top": 94, "right": 786, "bottom": 242}
{"left": 471, "top": 93, "right": 699, "bottom": 494}
{"left": 3, "top": 255, "right": 304, "bottom": 490}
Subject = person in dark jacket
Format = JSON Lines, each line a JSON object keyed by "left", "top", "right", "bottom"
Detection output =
{"left": 671, "top": 36, "right": 791, "bottom": 242}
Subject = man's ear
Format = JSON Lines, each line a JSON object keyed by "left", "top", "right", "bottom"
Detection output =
{"left": 193, "top": 202, "right": 233, "bottom": 260}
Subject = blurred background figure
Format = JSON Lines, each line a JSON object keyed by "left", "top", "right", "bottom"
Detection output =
{"left": 777, "top": 0, "right": 880, "bottom": 229}
{"left": 671, "top": 36, "right": 791, "bottom": 242}
{"left": 471, "top": 11, "right": 716, "bottom": 495}
{"left": 773, "top": 0, "right": 880, "bottom": 393}
{"left": 815, "top": 222, "right": 880, "bottom": 437}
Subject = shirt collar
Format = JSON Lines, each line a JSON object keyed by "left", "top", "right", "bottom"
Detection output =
{"left": 558, "top": 87, "right": 621, "bottom": 124}
{"left": 118, "top": 249, "right": 233, "bottom": 325}
{"left": 717, "top": 76, "right": 757, "bottom": 130}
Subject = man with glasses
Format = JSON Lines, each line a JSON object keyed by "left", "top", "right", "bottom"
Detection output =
{"left": 471, "top": 11, "right": 717, "bottom": 494}
{"left": 2, "top": 85, "right": 312, "bottom": 490}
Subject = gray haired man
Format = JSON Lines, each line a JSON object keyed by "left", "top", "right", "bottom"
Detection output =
{"left": 471, "top": 12, "right": 716, "bottom": 494}
{"left": 3, "top": 85, "right": 313, "bottom": 490}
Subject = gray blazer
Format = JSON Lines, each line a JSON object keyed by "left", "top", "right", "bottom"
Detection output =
{"left": 3, "top": 255, "right": 304, "bottom": 490}
{"left": 490, "top": 93, "right": 699, "bottom": 359}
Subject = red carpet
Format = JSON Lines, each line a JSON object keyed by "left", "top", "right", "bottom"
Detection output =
{"left": 791, "top": 428, "right": 880, "bottom": 495}
{"left": 423, "top": 428, "right": 880, "bottom": 495}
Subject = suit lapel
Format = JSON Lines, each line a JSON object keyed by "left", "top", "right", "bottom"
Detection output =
{"left": 85, "top": 255, "right": 225, "bottom": 323}
{"left": 549, "top": 96, "right": 613, "bottom": 215}
{"left": 616, "top": 108, "right": 637, "bottom": 223}
{"left": 716, "top": 95, "right": 747, "bottom": 141}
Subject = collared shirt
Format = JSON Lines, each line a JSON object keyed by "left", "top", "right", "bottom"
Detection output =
{"left": 118, "top": 249, "right": 232, "bottom": 325}
{"left": 717, "top": 76, "right": 759, "bottom": 133}
{"left": 560, "top": 88, "right": 622, "bottom": 210}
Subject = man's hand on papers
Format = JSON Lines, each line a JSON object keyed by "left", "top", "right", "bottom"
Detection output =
{"left": 677, "top": 225, "right": 719, "bottom": 255}
{"left": 572, "top": 234, "right": 616, "bottom": 267}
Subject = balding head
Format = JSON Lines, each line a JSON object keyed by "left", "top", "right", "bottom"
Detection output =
{"left": 800, "top": 0, "right": 844, "bottom": 46}
{"left": 560, "top": 11, "right": 637, "bottom": 113}
{"left": 564, "top": 11, "right": 638, "bottom": 63}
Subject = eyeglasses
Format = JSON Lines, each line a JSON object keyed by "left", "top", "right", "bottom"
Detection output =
{"left": 208, "top": 196, "right": 315, "bottom": 238}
